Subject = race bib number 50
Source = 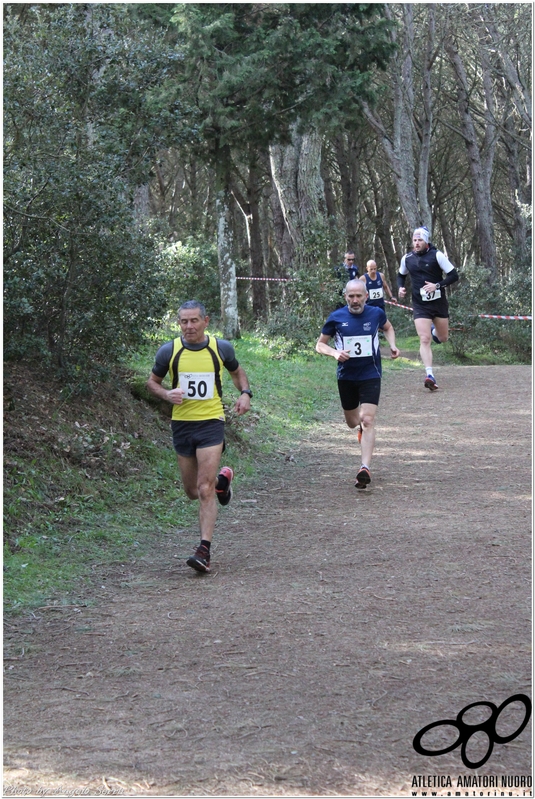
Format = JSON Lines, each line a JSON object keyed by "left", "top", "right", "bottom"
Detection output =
{"left": 342, "top": 335, "right": 373, "bottom": 358}
{"left": 179, "top": 372, "right": 215, "bottom": 399}
{"left": 420, "top": 287, "right": 441, "bottom": 301}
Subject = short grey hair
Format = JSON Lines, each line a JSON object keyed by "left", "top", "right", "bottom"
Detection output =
{"left": 178, "top": 300, "right": 207, "bottom": 318}
{"left": 344, "top": 279, "right": 367, "bottom": 294}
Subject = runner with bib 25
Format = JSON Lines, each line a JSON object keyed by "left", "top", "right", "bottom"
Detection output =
{"left": 397, "top": 227, "right": 459, "bottom": 391}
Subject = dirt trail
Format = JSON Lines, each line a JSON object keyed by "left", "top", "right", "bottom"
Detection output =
{"left": 4, "top": 365, "right": 532, "bottom": 797}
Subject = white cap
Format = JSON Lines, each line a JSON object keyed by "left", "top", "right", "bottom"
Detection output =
{"left": 413, "top": 226, "right": 430, "bottom": 243}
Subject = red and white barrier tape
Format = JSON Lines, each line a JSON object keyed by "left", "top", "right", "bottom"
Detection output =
{"left": 478, "top": 314, "right": 532, "bottom": 320}
{"left": 385, "top": 299, "right": 414, "bottom": 311}
{"left": 235, "top": 283, "right": 531, "bottom": 319}
{"left": 236, "top": 276, "right": 293, "bottom": 282}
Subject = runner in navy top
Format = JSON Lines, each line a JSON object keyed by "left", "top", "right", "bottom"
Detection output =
{"left": 316, "top": 279, "right": 399, "bottom": 490}
{"left": 397, "top": 227, "right": 459, "bottom": 391}
{"left": 360, "top": 260, "right": 395, "bottom": 309}
{"left": 334, "top": 250, "right": 360, "bottom": 307}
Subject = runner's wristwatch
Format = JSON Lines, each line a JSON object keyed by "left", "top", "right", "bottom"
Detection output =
{"left": 241, "top": 389, "right": 253, "bottom": 398}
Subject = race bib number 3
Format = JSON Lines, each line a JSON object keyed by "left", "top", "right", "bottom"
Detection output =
{"left": 343, "top": 335, "right": 373, "bottom": 358}
{"left": 420, "top": 287, "right": 441, "bottom": 301}
{"left": 179, "top": 372, "right": 215, "bottom": 400}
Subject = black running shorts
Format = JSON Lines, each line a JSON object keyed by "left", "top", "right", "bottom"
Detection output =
{"left": 412, "top": 298, "right": 449, "bottom": 320}
{"left": 171, "top": 419, "right": 225, "bottom": 457}
{"left": 337, "top": 378, "right": 381, "bottom": 410}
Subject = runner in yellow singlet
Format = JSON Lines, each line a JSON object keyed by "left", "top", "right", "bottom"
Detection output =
{"left": 147, "top": 300, "right": 252, "bottom": 573}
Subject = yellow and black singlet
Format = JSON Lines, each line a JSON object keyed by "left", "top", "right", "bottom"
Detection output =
{"left": 168, "top": 335, "right": 225, "bottom": 422}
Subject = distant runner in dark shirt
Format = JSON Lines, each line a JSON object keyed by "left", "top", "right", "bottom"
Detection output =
{"left": 334, "top": 250, "right": 360, "bottom": 307}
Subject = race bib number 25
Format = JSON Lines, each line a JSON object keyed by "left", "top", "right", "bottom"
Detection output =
{"left": 342, "top": 335, "right": 373, "bottom": 358}
{"left": 179, "top": 372, "right": 215, "bottom": 399}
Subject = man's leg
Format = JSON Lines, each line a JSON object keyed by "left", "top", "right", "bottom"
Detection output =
{"left": 414, "top": 317, "right": 440, "bottom": 390}
{"left": 432, "top": 316, "right": 449, "bottom": 343}
{"left": 343, "top": 404, "right": 378, "bottom": 465}
{"left": 414, "top": 317, "right": 433, "bottom": 369}
{"left": 358, "top": 403, "right": 378, "bottom": 468}
{"left": 343, "top": 407, "right": 361, "bottom": 431}
{"left": 343, "top": 402, "right": 378, "bottom": 489}
{"left": 178, "top": 443, "right": 223, "bottom": 543}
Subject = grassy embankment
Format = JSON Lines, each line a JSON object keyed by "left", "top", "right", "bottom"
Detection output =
{"left": 2, "top": 327, "right": 442, "bottom": 612}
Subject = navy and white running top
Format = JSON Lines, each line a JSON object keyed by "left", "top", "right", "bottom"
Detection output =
{"left": 321, "top": 304, "right": 387, "bottom": 381}
{"left": 363, "top": 273, "right": 386, "bottom": 308}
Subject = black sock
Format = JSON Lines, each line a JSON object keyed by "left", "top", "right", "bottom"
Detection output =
{"left": 200, "top": 540, "right": 211, "bottom": 552}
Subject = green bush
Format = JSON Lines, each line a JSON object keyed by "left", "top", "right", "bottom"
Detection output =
{"left": 255, "top": 309, "right": 318, "bottom": 358}
{"left": 3, "top": 5, "right": 173, "bottom": 386}
{"left": 160, "top": 238, "right": 221, "bottom": 318}
{"left": 448, "top": 261, "right": 531, "bottom": 362}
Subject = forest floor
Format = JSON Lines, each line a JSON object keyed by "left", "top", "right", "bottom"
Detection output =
{"left": 3, "top": 363, "right": 532, "bottom": 798}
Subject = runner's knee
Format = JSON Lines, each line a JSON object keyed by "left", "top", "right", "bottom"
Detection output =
{"left": 197, "top": 479, "right": 216, "bottom": 502}
{"left": 360, "top": 412, "right": 375, "bottom": 429}
{"left": 344, "top": 411, "right": 361, "bottom": 429}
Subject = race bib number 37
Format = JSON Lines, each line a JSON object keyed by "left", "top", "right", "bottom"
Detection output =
{"left": 343, "top": 335, "right": 373, "bottom": 358}
{"left": 179, "top": 372, "right": 215, "bottom": 399}
{"left": 420, "top": 287, "right": 442, "bottom": 301}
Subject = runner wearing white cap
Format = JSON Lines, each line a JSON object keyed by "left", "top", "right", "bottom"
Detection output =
{"left": 397, "top": 227, "right": 459, "bottom": 391}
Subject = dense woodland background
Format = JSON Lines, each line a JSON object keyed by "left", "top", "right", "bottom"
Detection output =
{"left": 4, "top": 3, "right": 532, "bottom": 385}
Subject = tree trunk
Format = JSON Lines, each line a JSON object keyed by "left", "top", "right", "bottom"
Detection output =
{"left": 215, "top": 145, "right": 240, "bottom": 339}
{"left": 133, "top": 184, "right": 151, "bottom": 224}
{"left": 445, "top": 35, "right": 497, "bottom": 282}
{"left": 363, "top": 166, "right": 399, "bottom": 282}
{"left": 333, "top": 132, "right": 360, "bottom": 254}
{"left": 216, "top": 185, "right": 240, "bottom": 339}
{"left": 480, "top": 5, "right": 531, "bottom": 130}
{"left": 320, "top": 145, "right": 339, "bottom": 264}
{"left": 269, "top": 173, "right": 294, "bottom": 273}
{"left": 269, "top": 125, "right": 326, "bottom": 271}
{"left": 417, "top": 5, "right": 436, "bottom": 230}
{"left": 246, "top": 157, "right": 268, "bottom": 318}
{"left": 359, "top": 5, "right": 434, "bottom": 232}
{"left": 502, "top": 104, "right": 530, "bottom": 270}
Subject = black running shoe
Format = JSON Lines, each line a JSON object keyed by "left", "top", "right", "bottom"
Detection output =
{"left": 431, "top": 325, "right": 441, "bottom": 344}
{"left": 355, "top": 466, "right": 371, "bottom": 489}
{"left": 187, "top": 544, "right": 211, "bottom": 573}
{"left": 216, "top": 466, "right": 234, "bottom": 506}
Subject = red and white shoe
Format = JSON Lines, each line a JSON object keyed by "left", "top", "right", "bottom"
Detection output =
{"left": 424, "top": 376, "right": 439, "bottom": 391}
